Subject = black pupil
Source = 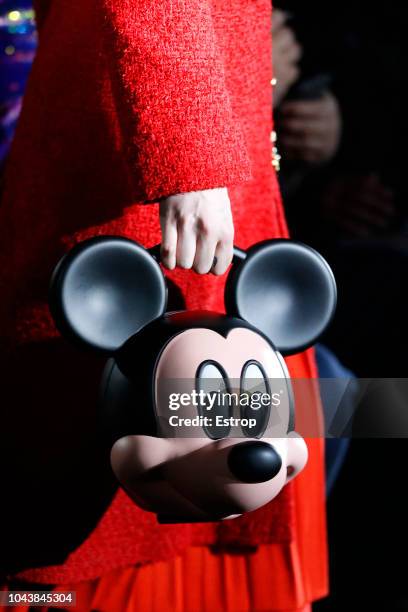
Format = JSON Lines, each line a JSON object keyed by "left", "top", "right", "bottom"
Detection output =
{"left": 196, "top": 362, "right": 231, "bottom": 440}
{"left": 198, "top": 391, "right": 231, "bottom": 440}
{"left": 241, "top": 392, "right": 270, "bottom": 438}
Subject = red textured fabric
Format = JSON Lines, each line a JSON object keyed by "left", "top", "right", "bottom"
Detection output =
{"left": 0, "top": 548, "right": 315, "bottom": 612}
{"left": 0, "top": 0, "right": 327, "bottom": 603}
{"left": 100, "top": 0, "right": 252, "bottom": 202}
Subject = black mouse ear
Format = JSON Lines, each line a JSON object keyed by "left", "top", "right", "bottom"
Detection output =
{"left": 225, "top": 240, "right": 337, "bottom": 356}
{"left": 49, "top": 236, "right": 167, "bottom": 353}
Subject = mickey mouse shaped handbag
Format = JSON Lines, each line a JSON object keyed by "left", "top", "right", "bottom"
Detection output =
{"left": 49, "top": 237, "right": 336, "bottom": 523}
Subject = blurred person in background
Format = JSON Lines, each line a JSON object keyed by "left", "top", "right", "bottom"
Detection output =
{"left": 273, "top": 7, "right": 350, "bottom": 505}
{"left": 272, "top": 3, "right": 408, "bottom": 610}
{"left": 273, "top": 1, "right": 407, "bottom": 377}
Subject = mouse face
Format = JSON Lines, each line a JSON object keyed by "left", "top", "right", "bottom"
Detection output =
{"left": 49, "top": 237, "right": 336, "bottom": 523}
{"left": 110, "top": 314, "right": 307, "bottom": 521}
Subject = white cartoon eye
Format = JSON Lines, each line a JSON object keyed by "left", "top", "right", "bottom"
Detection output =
{"left": 198, "top": 362, "right": 226, "bottom": 382}
{"left": 240, "top": 361, "right": 270, "bottom": 438}
{"left": 196, "top": 361, "right": 231, "bottom": 439}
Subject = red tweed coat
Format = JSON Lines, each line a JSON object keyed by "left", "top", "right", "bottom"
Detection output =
{"left": 0, "top": 0, "right": 327, "bottom": 602}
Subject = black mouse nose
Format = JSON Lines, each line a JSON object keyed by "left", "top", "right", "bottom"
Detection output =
{"left": 227, "top": 441, "right": 282, "bottom": 483}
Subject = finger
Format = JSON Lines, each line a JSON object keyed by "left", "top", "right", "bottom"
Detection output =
{"left": 176, "top": 219, "right": 196, "bottom": 269}
{"left": 282, "top": 41, "right": 302, "bottom": 64}
{"left": 280, "top": 126, "right": 332, "bottom": 149}
{"left": 274, "top": 52, "right": 301, "bottom": 75}
{"left": 212, "top": 239, "right": 234, "bottom": 276}
{"left": 279, "top": 133, "right": 319, "bottom": 152}
{"left": 280, "top": 117, "right": 327, "bottom": 137}
{"left": 193, "top": 234, "right": 218, "bottom": 275}
{"left": 272, "top": 9, "right": 289, "bottom": 32}
{"left": 273, "top": 64, "right": 300, "bottom": 100}
{"left": 159, "top": 210, "right": 178, "bottom": 270}
{"left": 280, "top": 99, "right": 326, "bottom": 118}
{"left": 273, "top": 28, "right": 299, "bottom": 54}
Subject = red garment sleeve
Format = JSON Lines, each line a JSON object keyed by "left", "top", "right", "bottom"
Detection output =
{"left": 99, "top": 1, "right": 252, "bottom": 202}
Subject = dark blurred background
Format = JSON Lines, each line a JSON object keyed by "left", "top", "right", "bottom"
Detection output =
{"left": 0, "top": 0, "right": 36, "bottom": 171}
{"left": 272, "top": 1, "right": 408, "bottom": 610}
{"left": 1, "top": 1, "right": 408, "bottom": 610}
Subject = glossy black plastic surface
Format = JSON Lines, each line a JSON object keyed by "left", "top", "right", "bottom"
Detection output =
{"left": 227, "top": 441, "right": 283, "bottom": 483}
{"left": 49, "top": 236, "right": 167, "bottom": 353}
{"left": 225, "top": 239, "right": 337, "bottom": 355}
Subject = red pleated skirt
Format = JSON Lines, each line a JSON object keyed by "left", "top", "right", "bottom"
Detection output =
{"left": 2, "top": 544, "right": 315, "bottom": 611}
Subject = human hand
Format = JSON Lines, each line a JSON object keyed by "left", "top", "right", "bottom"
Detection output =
{"left": 272, "top": 9, "right": 302, "bottom": 108}
{"left": 321, "top": 173, "right": 396, "bottom": 238}
{"left": 278, "top": 92, "right": 342, "bottom": 164}
{"left": 159, "top": 188, "right": 234, "bottom": 275}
